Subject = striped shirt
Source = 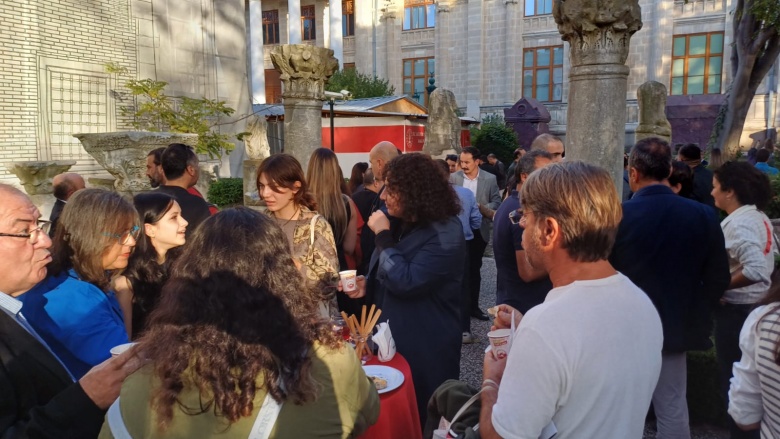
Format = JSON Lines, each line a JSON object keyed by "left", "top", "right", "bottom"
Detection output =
{"left": 721, "top": 205, "right": 776, "bottom": 304}
{"left": 729, "top": 305, "right": 780, "bottom": 438}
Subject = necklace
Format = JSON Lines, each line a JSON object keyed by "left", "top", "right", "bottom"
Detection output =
{"left": 275, "top": 206, "right": 300, "bottom": 227}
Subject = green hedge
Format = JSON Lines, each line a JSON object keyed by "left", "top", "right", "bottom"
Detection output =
{"left": 687, "top": 346, "right": 726, "bottom": 426}
{"left": 766, "top": 173, "right": 780, "bottom": 219}
{"left": 207, "top": 178, "right": 243, "bottom": 208}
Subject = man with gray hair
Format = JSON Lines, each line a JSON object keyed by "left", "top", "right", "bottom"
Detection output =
{"left": 0, "top": 184, "right": 142, "bottom": 437}
{"left": 480, "top": 161, "right": 663, "bottom": 438}
{"left": 492, "top": 149, "right": 553, "bottom": 315}
{"left": 530, "top": 133, "right": 565, "bottom": 163}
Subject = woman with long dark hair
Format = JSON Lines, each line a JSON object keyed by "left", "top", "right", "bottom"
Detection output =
{"left": 257, "top": 154, "right": 339, "bottom": 317}
{"left": 712, "top": 161, "right": 776, "bottom": 438}
{"left": 348, "top": 161, "right": 368, "bottom": 194}
{"left": 346, "top": 153, "right": 466, "bottom": 424}
{"left": 20, "top": 189, "right": 138, "bottom": 379}
{"left": 100, "top": 208, "right": 379, "bottom": 438}
{"left": 114, "top": 192, "right": 188, "bottom": 339}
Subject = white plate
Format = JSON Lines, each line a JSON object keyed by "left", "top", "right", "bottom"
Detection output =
{"left": 363, "top": 365, "right": 405, "bottom": 394}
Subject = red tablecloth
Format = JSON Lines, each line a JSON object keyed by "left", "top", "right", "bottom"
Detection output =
{"left": 359, "top": 353, "right": 423, "bottom": 439}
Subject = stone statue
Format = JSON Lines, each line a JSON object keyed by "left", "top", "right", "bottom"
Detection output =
{"left": 6, "top": 161, "right": 76, "bottom": 195}
{"left": 244, "top": 115, "right": 271, "bottom": 160}
{"left": 554, "top": 0, "right": 643, "bottom": 65}
{"left": 635, "top": 81, "right": 672, "bottom": 143}
{"left": 270, "top": 44, "right": 338, "bottom": 170}
{"left": 423, "top": 88, "right": 462, "bottom": 157}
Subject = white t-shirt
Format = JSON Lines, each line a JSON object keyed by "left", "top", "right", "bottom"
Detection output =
{"left": 491, "top": 273, "right": 663, "bottom": 439}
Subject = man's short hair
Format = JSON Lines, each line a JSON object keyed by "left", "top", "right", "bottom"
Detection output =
{"left": 521, "top": 161, "right": 622, "bottom": 262}
{"left": 461, "top": 146, "right": 481, "bottom": 159}
{"left": 161, "top": 143, "right": 198, "bottom": 181}
{"left": 445, "top": 154, "right": 458, "bottom": 162}
{"left": 629, "top": 137, "right": 673, "bottom": 182}
{"left": 363, "top": 168, "right": 376, "bottom": 185}
{"left": 513, "top": 148, "right": 524, "bottom": 159}
{"left": 530, "top": 133, "right": 563, "bottom": 151}
{"left": 487, "top": 153, "right": 497, "bottom": 160}
{"left": 517, "top": 149, "right": 553, "bottom": 179}
{"left": 148, "top": 147, "right": 165, "bottom": 166}
{"left": 678, "top": 143, "right": 702, "bottom": 161}
{"left": 434, "top": 159, "right": 450, "bottom": 177}
{"left": 53, "top": 178, "right": 75, "bottom": 200}
{"left": 756, "top": 148, "right": 771, "bottom": 163}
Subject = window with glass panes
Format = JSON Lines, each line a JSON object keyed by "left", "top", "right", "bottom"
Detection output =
{"left": 670, "top": 33, "right": 723, "bottom": 95}
{"left": 403, "top": 0, "right": 435, "bottom": 31}
{"left": 262, "top": 10, "right": 280, "bottom": 45}
{"left": 302, "top": 5, "right": 316, "bottom": 41}
{"left": 343, "top": 1, "right": 355, "bottom": 37}
{"left": 522, "top": 46, "right": 563, "bottom": 102}
{"left": 403, "top": 57, "right": 435, "bottom": 107}
{"left": 525, "top": 0, "right": 552, "bottom": 16}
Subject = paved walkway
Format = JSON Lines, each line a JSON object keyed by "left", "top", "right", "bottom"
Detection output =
{"left": 457, "top": 257, "right": 728, "bottom": 439}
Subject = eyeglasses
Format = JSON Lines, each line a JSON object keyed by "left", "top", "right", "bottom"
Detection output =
{"left": 0, "top": 220, "right": 51, "bottom": 244}
{"left": 103, "top": 225, "right": 141, "bottom": 245}
{"left": 508, "top": 209, "right": 530, "bottom": 226}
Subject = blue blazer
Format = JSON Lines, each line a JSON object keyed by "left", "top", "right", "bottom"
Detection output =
{"left": 19, "top": 269, "right": 128, "bottom": 379}
{"left": 610, "top": 185, "right": 730, "bottom": 352}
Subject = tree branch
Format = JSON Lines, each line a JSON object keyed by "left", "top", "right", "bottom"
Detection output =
{"left": 750, "top": 31, "right": 780, "bottom": 88}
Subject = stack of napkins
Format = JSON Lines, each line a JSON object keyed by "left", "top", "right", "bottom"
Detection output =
{"left": 373, "top": 321, "right": 396, "bottom": 362}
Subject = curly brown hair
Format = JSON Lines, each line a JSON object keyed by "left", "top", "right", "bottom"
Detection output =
{"left": 139, "top": 207, "right": 341, "bottom": 431}
{"left": 383, "top": 153, "right": 461, "bottom": 224}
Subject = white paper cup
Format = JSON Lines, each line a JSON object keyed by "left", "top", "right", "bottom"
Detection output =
{"left": 339, "top": 270, "right": 357, "bottom": 292}
{"left": 487, "top": 329, "right": 512, "bottom": 360}
{"left": 432, "top": 429, "right": 449, "bottom": 439}
{"left": 110, "top": 342, "right": 136, "bottom": 357}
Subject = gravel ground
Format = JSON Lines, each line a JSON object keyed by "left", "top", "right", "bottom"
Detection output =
{"left": 458, "top": 257, "right": 729, "bottom": 439}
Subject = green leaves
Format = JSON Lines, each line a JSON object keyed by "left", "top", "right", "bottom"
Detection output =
{"left": 325, "top": 69, "right": 395, "bottom": 98}
{"left": 470, "top": 115, "right": 519, "bottom": 166}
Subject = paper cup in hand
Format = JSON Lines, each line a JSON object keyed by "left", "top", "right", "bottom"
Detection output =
{"left": 339, "top": 270, "right": 357, "bottom": 292}
{"left": 110, "top": 342, "right": 136, "bottom": 357}
{"left": 488, "top": 329, "right": 512, "bottom": 360}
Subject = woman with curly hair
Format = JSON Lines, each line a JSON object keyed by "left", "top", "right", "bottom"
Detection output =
{"left": 257, "top": 153, "right": 340, "bottom": 317}
{"left": 712, "top": 161, "right": 777, "bottom": 437}
{"left": 20, "top": 189, "right": 137, "bottom": 379}
{"left": 113, "top": 192, "right": 188, "bottom": 339}
{"left": 100, "top": 208, "right": 379, "bottom": 438}
{"left": 346, "top": 153, "right": 466, "bottom": 424}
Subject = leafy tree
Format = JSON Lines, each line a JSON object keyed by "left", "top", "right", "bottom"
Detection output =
{"left": 709, "top": 0, "right": 780, "bottom": 156}
{"left": 470, "top": 114, "right": 519, "bottom": 165}
{"left": 325, "top": 69, "right": 395, "bottom": 98}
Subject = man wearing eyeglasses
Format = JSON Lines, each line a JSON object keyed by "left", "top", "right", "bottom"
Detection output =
{"left": 492, "top": 150, "right": 553, "bottom": 315}
{"left": 0, "top": 184, "right": 142, "bottom": 438}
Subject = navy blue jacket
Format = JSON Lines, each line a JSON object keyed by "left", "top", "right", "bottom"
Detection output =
{"left": 367, "top": 216, "right": 465, "bottom": 422}
{"left": 610, "top": 184, "right": 730, "bottom": 352}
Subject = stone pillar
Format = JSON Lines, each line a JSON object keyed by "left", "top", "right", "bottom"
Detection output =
{"left": 504, "top": 0, "right": 519, "bottom": 103}
{"left": 288, "top": 0, "right": 302, "bottom": 44}
{"left": 6, "top": 161, "right": 76, "bottom": 217}
{"left": 329, "top": 0, "right": 344, "bottom": 67}
{"left": 635, "top": 81, "right": 672, "bottom": 143}
{"left": 554, "top": 0, "right": 643, "bottom": 197}
{"left": 270, "top": 44, "right": 338, "bottom": 170}
{"left": 243, "top": 159, "right": 264, "bottom": 210}
{"left": 249, "top": 0, "right": 266, "bottom": 104}
{"left": 465, "top": 0, "right": 484, "bottom": 118}
{"left": 422, "top": 88, "right": 462, "bottom": 157}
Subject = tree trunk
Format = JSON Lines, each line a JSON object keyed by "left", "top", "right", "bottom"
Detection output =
{"left": 713, "top": 48, "right": 763, "bottom": 157}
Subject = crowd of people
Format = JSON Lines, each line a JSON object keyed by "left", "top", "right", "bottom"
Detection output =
{"left": 1, "top": 134, "right": 779, "bottom": 439}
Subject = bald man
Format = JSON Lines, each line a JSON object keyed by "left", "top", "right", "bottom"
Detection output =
{"left": 49, "top": 172, "right": 85, "bottom": 237}
{"left": 530, "top": 133, "right": 565, "bottom": 163}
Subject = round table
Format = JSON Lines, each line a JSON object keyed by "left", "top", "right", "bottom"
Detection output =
{"left": 359, "top": 353, "right": 423, "bottom": 439}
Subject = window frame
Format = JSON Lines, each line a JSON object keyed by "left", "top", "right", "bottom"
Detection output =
{"left": 670, "top": 32, "right": 724, "bottom": 96}
{"left": 302, "top": 5, "right": 316, "bottom": 41}
{"left": 262, "top": 10, "right": 280, "bottom": 45}
{"left": 522, "top": 45, "right": 564, "bottom": 103}
{"left": 403, "top": 0, "right": 436, "bottom": 31}
{"left": 524, "top": 0, "right": 553, "bottom": 17}
{"left": 343, "top": 0, "right": 355, "bottom": 37}
{"left": 402, "top": 57, "right": 435, "bottom": 107}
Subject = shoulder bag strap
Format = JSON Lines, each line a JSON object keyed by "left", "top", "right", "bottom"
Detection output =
{"left": 107, "top": 398, "right": 133, "bottom": 439}
{"left": 247, "top": 392, "right": 284, "bottom": 439}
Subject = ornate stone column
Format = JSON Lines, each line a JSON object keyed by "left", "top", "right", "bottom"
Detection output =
{"left": 249, "top": 0, "right": 266, "bottom": 104}
{"left": 554, "top": 0, "right": 642, "bottom": 196}
{"left": 270, "top": 44, "right": 338, "bottom": 170}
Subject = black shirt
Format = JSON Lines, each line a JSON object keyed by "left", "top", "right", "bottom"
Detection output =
{"left": 155, "top": 186, "right": 211, "bottom": 237}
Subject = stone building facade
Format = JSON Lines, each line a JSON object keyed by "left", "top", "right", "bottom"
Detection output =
{"left": 0, "top": 0, "right": 251, "bottom": 184}
{"left": 253, "top": 0, "right": 779, "bottom": 147}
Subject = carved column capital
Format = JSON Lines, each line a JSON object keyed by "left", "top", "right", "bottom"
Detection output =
{"left": 6, "top": 161, "right": 76, "bottom": 195}
{"left": 270, "top": 44, "right": 338, "bottom": 100}
{"left": 553, "top": 0, "right": 642, "bottom": 66}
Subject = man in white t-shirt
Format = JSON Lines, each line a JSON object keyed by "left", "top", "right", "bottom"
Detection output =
{"left": 479, "top": 161, "right": 664, "bottom": 439}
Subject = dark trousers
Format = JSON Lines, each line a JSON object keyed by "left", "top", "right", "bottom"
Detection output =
{"left": 714, "top": 303, "right": 760, "bottom": 439}
{"left": 467, "top": 231, "right": 488, "bottom": 312}
{"left": 460, "top": 241, "right": 472, "bottom": 332}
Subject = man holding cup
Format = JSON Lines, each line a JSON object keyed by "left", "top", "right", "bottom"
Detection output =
{"left": 479, "top": 162, "right": 663, "bottom": 439}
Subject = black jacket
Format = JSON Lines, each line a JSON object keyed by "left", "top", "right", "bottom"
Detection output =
{"left": 610, "top": 184, "right": 730, "bottom": 352}
{"left": 0, "top": 311, "right": 105, "bottom": 438}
